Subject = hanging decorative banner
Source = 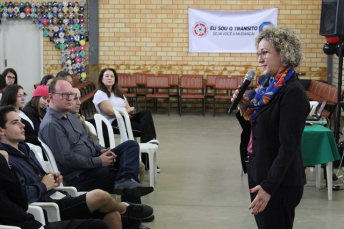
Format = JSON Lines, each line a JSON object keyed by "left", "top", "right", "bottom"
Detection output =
{"left": 0, "top": 1, "right": 88, "bottom": 81}
{"left": 189, "top": 8, "right": 278, "bottom": 53}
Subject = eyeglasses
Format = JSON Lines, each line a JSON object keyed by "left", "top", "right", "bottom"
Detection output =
{"left": 256, "top": 50, "right": 269, "bottom": 59}
{"left": 6, "top": 75, "right": 16, "bottom": 80}
{"left": 53, "top": 93, "right": 77, "bottom": 99}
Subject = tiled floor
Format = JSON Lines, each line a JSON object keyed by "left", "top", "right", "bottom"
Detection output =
{"left": 139, "top": 112, "right": 344, "bottom": 229}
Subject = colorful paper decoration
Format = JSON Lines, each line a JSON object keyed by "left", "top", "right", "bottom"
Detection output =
{"left": 0, "top": 1, "right": 89, "bottom": 80}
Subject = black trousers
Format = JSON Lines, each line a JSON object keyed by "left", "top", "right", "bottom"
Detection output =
{"left": 246, "top": 156, "right": 303, "bottom": 229}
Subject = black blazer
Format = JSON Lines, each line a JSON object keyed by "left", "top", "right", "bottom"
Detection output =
{"left": 237, "top": 73, "right": 310, "bottom": 196}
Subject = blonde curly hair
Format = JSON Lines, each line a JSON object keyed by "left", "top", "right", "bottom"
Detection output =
{"left": 255, "top": 26, "right": 303, "bottom": 68}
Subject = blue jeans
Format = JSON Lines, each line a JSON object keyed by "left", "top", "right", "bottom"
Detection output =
{"left": 66, "top": 140, "right": 141, "bottom": 229}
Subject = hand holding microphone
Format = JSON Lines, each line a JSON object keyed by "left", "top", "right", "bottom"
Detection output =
{"left": 228, "top": 70, "right": 255, "bottom": 113}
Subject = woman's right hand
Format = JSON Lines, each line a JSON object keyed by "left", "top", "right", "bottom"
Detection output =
{"left": 231, "top": 87, "right": 250, "bottom": 113}
{"left": 126, "top": 107, "right": 135, "bottom": 118}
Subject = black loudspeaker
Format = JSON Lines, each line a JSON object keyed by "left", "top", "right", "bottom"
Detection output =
{"left": 319, "top": 0, "right": 344, "bottom": 37}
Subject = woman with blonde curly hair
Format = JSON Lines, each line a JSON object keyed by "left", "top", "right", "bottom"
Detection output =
{"left": 234, "top": 26, "right": 309, "bottom": 228}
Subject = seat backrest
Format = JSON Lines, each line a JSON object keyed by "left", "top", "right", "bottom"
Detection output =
{"left": 158, "top": 74, "right": 179, "bottom": 86}
{"left": 215, "top": 77, "right": 238, "bottom": 90}
{"left": 206, "top": 75, "right": 219, "bottom": 87}
{"left": 26, "top": 142, "right": 54, "bottom": 173}
{"left": 38, "top": 138, "right": 59, "bottom": 174}
{"left": 314, "top": 82, "right": 329, "bottom": 96}
{"left": 134, "top": 74, "right": 155, "bottom": 86}
{"left": 325, "top": 85, "right": 341, "bottom": 102}
{"left": 94, "top": 114, "right": 116, "bottom": 148}
{"left": 308, "top": 80, "right": 319, "bottom": 93}
{"left": 118, "top": 74, "right": 137, "bottom": 88}
{"left": 146, "top": 76, "right": 169, "bottom": 88}
{"left": 180, "top": 76, "right": 203, "bottom": 89}
{"left": 84, "top": 120, "right": 97, "bottom": 136}
{"left": 112, "top": 108, "right": 128, "bottom": 143}
{"left": 114, "top": 107, "right": 135, "bottom": 140}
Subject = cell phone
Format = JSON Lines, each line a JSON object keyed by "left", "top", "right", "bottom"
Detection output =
{"left": 130, "top": 109, "right": 136, "bottom": 115}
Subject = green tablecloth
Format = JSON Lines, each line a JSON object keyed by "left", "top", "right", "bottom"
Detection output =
{"left": 302, "top": 125, "right": 341, "bottom": 167}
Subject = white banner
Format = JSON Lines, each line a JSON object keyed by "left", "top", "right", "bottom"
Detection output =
{"left": 189, "top": 8, "right": 278, "bottom": 53}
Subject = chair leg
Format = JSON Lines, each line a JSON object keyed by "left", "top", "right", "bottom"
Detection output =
{"left": 168, "top": 97, "right": 170, "bottom": 116}
{"left": 179, "top": 98, "right": 182, "bottom": 117}
{"left": 213, "top": 98, "right": 215, "bottom": 117}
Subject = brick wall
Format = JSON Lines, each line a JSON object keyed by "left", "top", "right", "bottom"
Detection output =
{"left": 95, "top": 0, "right": 327, "bottom": 79}
{"left": 41, "top": 0, "right": 334, "bottom": 111}
{"left": 44, "top": 0, "right": 328, "bottom": 80}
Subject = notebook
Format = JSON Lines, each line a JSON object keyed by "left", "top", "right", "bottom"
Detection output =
{"left": 306, "top": 99, "right": 327, "bottom": 121}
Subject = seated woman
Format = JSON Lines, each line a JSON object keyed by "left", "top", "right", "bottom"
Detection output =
{"left": 23, "top": 85, "right": 49, "bottom": 135}
{"left": 2, "top": 68, "right": 17, "bottom": 86}
{"left": 0, "top": 85, "right": 40, "bottom": 146}
{"left": 93, "top": 68, "right": 159, "bottom": 145}
{"left": 40, "top": 74, "right": 55, "bottom": 86}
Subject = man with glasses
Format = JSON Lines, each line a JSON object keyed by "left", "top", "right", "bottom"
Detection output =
{"left": 39, "top": 78, "right": 154, "bottom": 229}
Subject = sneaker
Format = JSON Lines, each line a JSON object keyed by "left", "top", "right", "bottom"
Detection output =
{"left": 121, "top": 203, "right": 153, "bottom": 219}
{"left": 157, "top": 166, "right": 161, "bottom": 173}
{"left": 113, "top": 179, "right": 154, "bottom": 197}
{"left": 147, "top": 138, "right": 159, "bottom": 145}
{"left": 142, "top": 214, "right": 155, "bottom": 222}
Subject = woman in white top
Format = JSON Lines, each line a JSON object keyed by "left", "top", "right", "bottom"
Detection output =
{"left": 0, "top": 84, "right": 40, "bottom": 146}
{"left": 93, "top": 68, "right": 159, "bottom": 146}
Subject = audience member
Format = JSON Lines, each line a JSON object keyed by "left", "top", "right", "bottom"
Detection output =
{"left": 39, "top": 79, "right": 153, "bottom": 229}
{"left": 71, "top": 86, "right": 146, "bottom": 183}
{"left": 0, "top": 150, "right": 109, "bottom": 229}
{"left": 0, "top": 105, "right": 153, "bottom": 229}
{"left": 23, "top": 85, "right": 49, "bottom": 135}
{"left": 56, "top": 71, "right": 74, "bottom": 85}
{"left": 40, "top": 74, "right": 55, "bottom": 86}
{"left": 0, "top": 85, "right": 39, "bottom": 145}
{"left": 2, "top": 68, "right": 17, "bottom": 85}
{"left": 93, "top": 68, "right": 159, "bottom": 170}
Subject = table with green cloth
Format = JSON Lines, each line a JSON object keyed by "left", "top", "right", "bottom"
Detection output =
{"left": 302, "top": 125, "right": 341, "bottom": 200}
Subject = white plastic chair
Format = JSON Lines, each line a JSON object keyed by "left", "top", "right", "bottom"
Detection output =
{"left": 114, "top": 107, "right": 159, "bottom": 187}
{"left": 34, "top": 140, "right": 79, "bottom": 197}
{"left": 30, "top": 202, "right": 61, "bottom": 222}
{"left": 28, "top": 205, "right": 46, "bottom": 226}
{"left": 309, "top": 101, "right": 319, "bottom": 115}
{"left": 0, "top": 225, "right": 21, "bottom": 229}
{"left": 94, "top": 113, "right": 117, "bottom": 149}
{"left": 84, "top": 120, "right": 97, "bottom": 136}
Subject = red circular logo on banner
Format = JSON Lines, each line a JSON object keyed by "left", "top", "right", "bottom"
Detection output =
{"left": 193, "top": 22, "right": 208, "bottom": 37}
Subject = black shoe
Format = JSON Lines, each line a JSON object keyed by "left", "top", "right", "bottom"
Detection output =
{"left": 142, "top": 214, "right": 155, "bottom": 222}
{"left": 139, "top": 225, "right": 150, "bottom": 229}
{"left": 113, "top": 179, "right": 154, "bottom": 197}
{"left": 121, "top": 203, "right": 153, "bottom": 219}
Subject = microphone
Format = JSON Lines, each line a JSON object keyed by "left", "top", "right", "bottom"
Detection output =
{"left": 228, "top": 70, "right": 255, "bottom": 113}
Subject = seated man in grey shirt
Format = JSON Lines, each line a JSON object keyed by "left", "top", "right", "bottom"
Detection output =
{"left": 39, "top": 79, "right": 153, "bottom": 229}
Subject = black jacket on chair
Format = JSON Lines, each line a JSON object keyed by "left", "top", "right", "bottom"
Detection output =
{"left": 236, "top": 73, "right": 310, "bottom": 196}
